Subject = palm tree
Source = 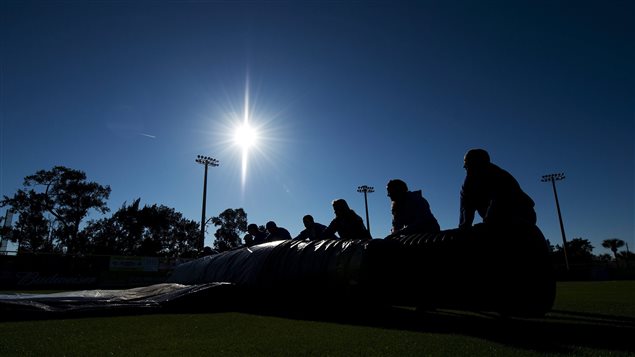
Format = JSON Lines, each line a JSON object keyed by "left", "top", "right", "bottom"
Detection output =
{"left": 601, "top": 238, "right": 625, "bottom": 261}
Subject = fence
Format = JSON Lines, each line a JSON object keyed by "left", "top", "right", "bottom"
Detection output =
{"left": 0, "top": 253, "right": 192, "bottom": 290}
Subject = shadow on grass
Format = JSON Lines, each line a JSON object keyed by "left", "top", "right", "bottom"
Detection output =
{"left": 2, "top": 285, "right": 633, "bottom": 355}
{"left": 239, "top": 303, "right": 635, "bottom": 355}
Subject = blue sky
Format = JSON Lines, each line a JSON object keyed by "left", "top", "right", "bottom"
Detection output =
{"left": 1, "top": 0, "right": 633, "bottom": 255}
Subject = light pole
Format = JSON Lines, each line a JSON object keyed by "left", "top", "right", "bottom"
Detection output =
{"left": 196, "top": 155, "right": 219, "bottom": 252}
{"left": 541, "top": 173, "right": 569, "bottom": 270}
{"left": 357, "top": 185, "right": 374, "bottom": 235}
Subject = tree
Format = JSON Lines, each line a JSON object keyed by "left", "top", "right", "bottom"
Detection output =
{"left": 601, "top": 238, "right": 625, "bottom": 261}
{"left": 3, "top": 194, "right": 53, "bottom": 253}
{"left": 1, "top": 166, "right": 111, "bottom": 254}
{"left": 553, "top": 237, "right": 594, "bottom": 265}
{"left": 82, "top": 199, "right": 144, "bottom": 256}
{"left": 83, "top": 199, "right": 200, "bottom": 257}
{"left": 210, "top": 208, "right": 247, "bottom": 252}
{"left": 618, "top": 250, "right": 635, "bottom": 261}
{"left": 141, "top": 203, "right": 200, "bottom": 258}
{"left": 594, "top": 253, "right": 613, "bottom": 263}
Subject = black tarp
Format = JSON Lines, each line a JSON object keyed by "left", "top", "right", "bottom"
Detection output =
{"left": 167, "top": 223, "right": 555, "bottom": 316}
{"left": 0, "top": 223, "right": 555, "bottom": 318}
{"left": 0, "top": 283, "right": 232, "bottom": 318}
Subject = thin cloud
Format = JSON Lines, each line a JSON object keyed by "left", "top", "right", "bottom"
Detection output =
{"left": 139, "top": 133, "right": 156, "bottom": 139}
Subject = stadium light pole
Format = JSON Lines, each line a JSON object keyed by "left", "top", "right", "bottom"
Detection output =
{"left": 196, "top": 155, "right": 219, "bottom": 252}
{"left": 357, "top": 185, "right": 374, "bottom": 235}
{"left": 541, "top": 173, "right": 569, "bottom": 271}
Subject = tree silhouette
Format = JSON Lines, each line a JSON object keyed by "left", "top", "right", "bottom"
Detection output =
{"left": 82, "top": 199, "right": 144, "bottom": 255}
{"left": 618, "top": 250, "right": 635, "bottom": 261}
{"left": 1, "top": 166, "right": 111, "bottom": 254}
{"left": 553, "top": 237, "right": 594, "bottom": 265}
{"left": 141, "top": 203, "right": 200, "bottom": 258}
{"left": 83, "top": 198, "right": 200, "bottom": 257}
{"left": 211, "top": 208, "right": 247, "bottom": 252}
{"left": 3, "top": 193, "right": 53, "bottom": 253}
{"left": 594, "top": 253, "right": 613, "bottom": 263}
{"left": 601, "top": 238, "right": 625, "bottom": 261}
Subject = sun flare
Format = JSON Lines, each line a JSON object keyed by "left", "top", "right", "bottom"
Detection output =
{"left": 234, "top": 82, "right": 260, "bottom": 190}
{"left": 210, "top": 76, "right": 282, "bottom": 195}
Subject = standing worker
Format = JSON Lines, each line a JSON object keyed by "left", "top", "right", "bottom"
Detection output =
{"left": 459, "top": 148, "right": 536, "bottom": 229}
{"left": 324, "top": 199, "right": 372, "bottom": 240}
{"left": 386, "top": 179, "right": 440, "bottom": 238}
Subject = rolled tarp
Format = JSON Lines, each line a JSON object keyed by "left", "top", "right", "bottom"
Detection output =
{"left": 0, "top": 223, "right": 554, "bottom": 317}
{"left": 168, "top": 223, "right": 555, "bottom": 316}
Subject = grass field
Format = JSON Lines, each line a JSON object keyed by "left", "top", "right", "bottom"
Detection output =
{"left": 1, "top": 281, "right": 634, "bottom": 356}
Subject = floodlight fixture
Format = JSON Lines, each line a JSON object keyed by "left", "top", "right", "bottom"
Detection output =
{"left": 196, "top": 155, "right": 219, "bottom": 167}
{"left": 196, "top": 155, "right": 220, "bottom": 251}
{"left": 541, "top": 173, "right": 565, "bottom": 182}
{"left": 357, "top": 185, "right": 374, "bottom": 235}
{"left": 541, "top": 172, "right": 569, "bottom": 270}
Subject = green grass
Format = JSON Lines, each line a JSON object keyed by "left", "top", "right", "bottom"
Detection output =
{"left": 1, "top": 281, "right": 634, "bottom": 356}
{"left": 553, "top": 281, "right": 635, "bottom": 317}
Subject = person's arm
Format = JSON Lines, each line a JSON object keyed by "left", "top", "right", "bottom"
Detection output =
{"left": 317, "top": 224, "right": 336, "bottom": 240}
{"left": 390, "top": 201, "right": 402, "bottom": 234}
{"left": 323, "top": 219, "right": 340, "bottom": 239}
{"left": 459, "top": 186, "right": 475, "bottom": 229}
{"left": 293, "top": 229, "right": 308, "bottom": 240}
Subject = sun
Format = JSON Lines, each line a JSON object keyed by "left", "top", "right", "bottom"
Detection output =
{"left": 234, "top": 122, "right": 258, "bottom": 149}
{"left": 234, "top": 122, "right": 258, "bottom": 187}
{"left": 231, "top": 80, "right": 262, "bottom": 190}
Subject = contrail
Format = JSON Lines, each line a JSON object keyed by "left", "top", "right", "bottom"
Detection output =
{"left": 140, "top": 133, "right": 156, "bottom": 139}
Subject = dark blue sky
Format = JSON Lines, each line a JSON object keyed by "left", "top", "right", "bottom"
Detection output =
{"left": 1, "top": 0, "right": 633, "bottom": 253}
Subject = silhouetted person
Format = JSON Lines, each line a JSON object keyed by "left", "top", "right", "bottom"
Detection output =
{"left": 459, "top": 148, "right": 537, "bottom": 229}
{"left": 294, "top": 214, "right": 336, "bottom": 241}
{"left": 201, "top": 246, "right": 217, "bottom": 256}
{"left": 386, "top": 179, "right": 440, "bottom": 238}
{"left": 324, "top": 199, "right": 372, "bottom": 240}
{"left": 265, "top": 221, "right": 292, "bottom": 241}
{"left": 243, "top": 233, "right": 253, "bottom": 246}
{"left": 245, "top": 223, "right": 267, "bottom": 246}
